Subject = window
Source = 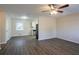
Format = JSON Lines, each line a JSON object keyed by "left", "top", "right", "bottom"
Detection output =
{"left": 16, "top": 22, "right": 24, "bottom": 31}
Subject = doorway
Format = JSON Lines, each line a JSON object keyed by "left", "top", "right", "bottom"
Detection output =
{"left": 32, "top": 18, "right": 39, "bottom": 39}
{"left": 10, "top": 17, "right": 39, "bottom": 40}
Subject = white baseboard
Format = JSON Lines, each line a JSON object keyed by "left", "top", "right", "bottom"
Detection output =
{"left": 0, "top": 41, "right": 7, "bottom": 50}
{"left": 0, "top": 41, "right": 7, "bottom": 44}
{"left": 55, "top": 36, "right": 79, "bottom": 44}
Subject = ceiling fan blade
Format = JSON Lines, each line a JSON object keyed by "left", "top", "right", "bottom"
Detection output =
{"left": 48, "top": 4, "right": 55, "bottom": 7}
{"left": 58, "top": 4, "right": 69, "bottom": 9}
{"left": 57, "top": 10, "right": 63, "bottom": 13}
{"left": 48, "top": 4, "right": 55, "bottom": 9}
{"left": 48, "top": 4, "right": 51, "bottom": 7}
{"left": 41, "top": 10, "right": 50, "bottom": 12}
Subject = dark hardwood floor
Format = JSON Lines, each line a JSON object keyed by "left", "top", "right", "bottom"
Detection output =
{"left": 0, "top": 36, "right": 79, "bottom": 55}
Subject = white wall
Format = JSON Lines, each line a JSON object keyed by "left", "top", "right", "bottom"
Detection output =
{"left": 32, "top": 18, "right": 38, "bottom": 30}
{"left": 0, "top": 11, "right": 12, "bottom": 48}
{"left": 39, "top": 16, "right": 56, "bottom": 40}
{"left": 0, "top": 11, "right": 6, "bottom": 44}
{"left": 5, "top": 15, "right": 12, "bottom": 42}
{"left": 56, "top": 13, "right": 79, "bottom": 44}
{"left": 11, "top": 19, "right": 32, "bottom": 36}
{"left": 32, "top": 18, "right": 38, "bottom": 35}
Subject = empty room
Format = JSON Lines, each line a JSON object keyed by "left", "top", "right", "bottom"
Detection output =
{"left": 0, "top": 4, "right": 79, "bottom": 55}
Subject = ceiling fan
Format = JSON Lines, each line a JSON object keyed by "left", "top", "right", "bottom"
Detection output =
{"left": 41, "top": 4, "right": 69, "bottom": 15}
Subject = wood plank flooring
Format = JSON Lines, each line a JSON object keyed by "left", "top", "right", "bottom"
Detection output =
{"left": 0, "top": 36, "right": 79, "bottom": 55}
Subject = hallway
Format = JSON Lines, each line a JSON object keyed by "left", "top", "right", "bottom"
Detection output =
{"left": 0, "top": 36, "right": 79, "bottom": 55}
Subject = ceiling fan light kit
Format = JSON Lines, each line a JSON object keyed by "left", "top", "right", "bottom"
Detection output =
{"left": 50, "top": 10, "right": 58, "bottom": 15}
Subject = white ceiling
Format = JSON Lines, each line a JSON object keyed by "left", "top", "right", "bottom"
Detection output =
{"left": 0, "top": 4, "right": 79, "bottom": 18}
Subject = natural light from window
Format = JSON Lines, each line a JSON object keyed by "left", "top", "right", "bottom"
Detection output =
{"left": 16, "top": 22, "right": 24, "bottom": 31}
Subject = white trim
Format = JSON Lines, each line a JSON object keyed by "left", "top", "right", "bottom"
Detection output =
{"left": 57, "top": 37, "right": 79, "bottom": 44}
{"left": 0, "top": 41, "right": 7, "bottom": 44}
{"left": 0, "top": 41, "right": 7, "bottom": 50}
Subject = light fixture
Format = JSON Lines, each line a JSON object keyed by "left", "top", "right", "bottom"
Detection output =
{"left": 50, "top": 10, "right": 58, "bottom": 15}
{"left": 50, "top": 5, "right": 54, "bottom": 9}
{"left": 53, "top": 11, "right": 58, "bottom": 14}
{"left": 20, "top": 16, "right": 28, "bottom": 19}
